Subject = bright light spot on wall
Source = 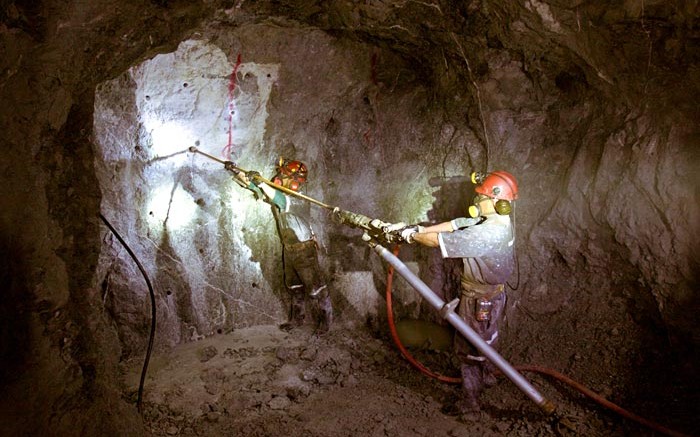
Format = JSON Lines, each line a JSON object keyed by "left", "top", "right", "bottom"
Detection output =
{"left": 146, "top": 118, "right": 196, "bottom": 158}
{"left": 146, "top": 184, "right": 197, "bottom": 231}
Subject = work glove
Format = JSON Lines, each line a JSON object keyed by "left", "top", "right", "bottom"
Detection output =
{"left": 224, "top": 161, "right": 240, "bottom": 174}
{"left": 398, "top": 225, "right": 424, "bottom": 244}
{"left": 379, "top": 221, "right": 403, "bottom": 242}
{"left": 332, "top": 208, "right": 356, "bottom": 226}
{"left": 246, "top": 170, "right": 262, "bottom": 186}
{"left": 375, "top": 221, "right": 407, "bottom": 245}
{"left": 331, "top": 207, "right": 345, "bottom": 225}
{"left": 383, "top": 224, "right": 423, "bottom": 244}
{"left": 381, "top": 222, "right": 407, "bottom": 232}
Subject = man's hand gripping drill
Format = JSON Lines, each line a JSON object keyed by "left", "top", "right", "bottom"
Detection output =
{"left": 331, "top": 208, "right": 411, "bottom": 245}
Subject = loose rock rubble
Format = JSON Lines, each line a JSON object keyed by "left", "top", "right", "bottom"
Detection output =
{"left": 121, "top": 323, "right": 673, "bottom": 436}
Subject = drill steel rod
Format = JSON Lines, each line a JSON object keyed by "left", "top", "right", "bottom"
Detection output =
{"left": 371, "top": 241, "right": 555, "bottom": 415}
{"left": 188, "top": 146, "right": 335, "bottom": 210}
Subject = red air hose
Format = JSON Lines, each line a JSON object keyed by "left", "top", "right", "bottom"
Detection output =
{"left": 384, "top": 246, "right": 693, "bottom": 437}
{"left": 385, "top": 245, "right": 460, "bottom": 384}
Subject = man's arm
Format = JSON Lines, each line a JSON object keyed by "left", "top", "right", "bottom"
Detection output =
{"left": 236, "top": 171, "right": 278, "bottom": 199}
{"left": 412, "top": 221, "right": 454, "bottom": 247}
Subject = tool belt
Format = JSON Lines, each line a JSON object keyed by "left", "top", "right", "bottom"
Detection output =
{"left": 460, "top": 275, "right": 504, "bottom": 300}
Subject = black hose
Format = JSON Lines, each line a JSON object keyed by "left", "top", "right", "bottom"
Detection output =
{"left": 98, "top": 213, "right": 156, "bottom": 413}
{"left": 507, "top": 203, "right": 520, "bottom": 290}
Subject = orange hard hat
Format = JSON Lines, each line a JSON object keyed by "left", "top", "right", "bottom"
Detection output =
{"left": 275, "top": 158, "right": 308, "bottom": 191}
{"left": 471, "top": 170, "right": 518, "bottom": 201}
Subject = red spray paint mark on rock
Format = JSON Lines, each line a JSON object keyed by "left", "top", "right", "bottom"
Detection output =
{"left": 222, "top": 53, "right": 242, "bottom": 160}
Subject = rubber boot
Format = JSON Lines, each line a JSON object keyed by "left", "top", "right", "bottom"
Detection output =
{"left": 280, "top": 293, "right": 305, "bottom": 331}
{"left": 482, "top": 359, "right": 498, "bottom": 387}
{"left": 316, "top": 290, "right": 333, "bottom": 334}
{"left": 457, "top": 363, "right": 483, "bottom": 421}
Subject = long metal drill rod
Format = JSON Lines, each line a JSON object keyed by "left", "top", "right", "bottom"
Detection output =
{"left": 188, "top": 146, "right": 335, "bottom": 210}
{"left": 371, "top": 241, "right": 556, "bottom": 415}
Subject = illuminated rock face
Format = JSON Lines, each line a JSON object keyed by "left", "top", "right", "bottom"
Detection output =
{"left": 93, "top": 39, "right": 287, "bottom": 351}
{"left": 91, "top": 29, "right": 478, "bottom": 350}
{"left": 0, "top": 1, "right": 698, "bottom": 435}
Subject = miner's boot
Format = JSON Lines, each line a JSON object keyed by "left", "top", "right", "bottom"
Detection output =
{"left": 280, "top": 287, "right": 306, "bottom": 331}
{"left": 482, "top": 359, "right": 498, "bottom": 387}
{"left": 315, "top": 287, "right": 333, "bottom": 334}
{"left": 456, "top": 363, "right": 484, "bottom": 421}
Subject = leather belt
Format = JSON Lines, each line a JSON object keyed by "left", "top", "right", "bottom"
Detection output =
{"left": 460, "top": 276, "right": 504, "bottom": 300}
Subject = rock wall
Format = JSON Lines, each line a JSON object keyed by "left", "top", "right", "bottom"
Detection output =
{"left": 1, "top": 0, "right": 697, "bottom": 435}
{"left": 0, "top": 1, "right": 228, "bottom": 435}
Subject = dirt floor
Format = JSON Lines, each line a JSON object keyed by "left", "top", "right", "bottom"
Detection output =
{"left": 121, "top": 321, "right": 686, "bottom": 437}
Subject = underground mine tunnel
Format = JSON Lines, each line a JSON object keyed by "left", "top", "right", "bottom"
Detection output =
{"left": 1, "top": 1, "right": 698, "bottom": 436}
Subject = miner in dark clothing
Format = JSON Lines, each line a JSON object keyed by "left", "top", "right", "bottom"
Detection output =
{"left": 388, "top": 170, "right": 518, "bottom": 419}
{"left": 232, "top": 158, "right": 333, "bottom": 333}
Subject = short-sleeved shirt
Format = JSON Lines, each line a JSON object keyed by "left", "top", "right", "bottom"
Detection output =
{"left": 438, "top": 214, "right": 515, "bottom": 285}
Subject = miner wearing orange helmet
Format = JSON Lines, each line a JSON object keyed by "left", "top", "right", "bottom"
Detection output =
{"left": 388, "top": 170, "right": 518, "bottom": 419}
{"left": 235, "top": 157, "right": 333, "bottom": 334}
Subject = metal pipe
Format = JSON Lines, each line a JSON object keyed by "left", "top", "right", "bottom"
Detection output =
{"left": 370, "top": 241, "right": 555, "bottom": 415}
